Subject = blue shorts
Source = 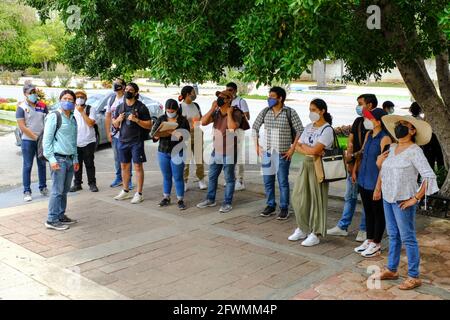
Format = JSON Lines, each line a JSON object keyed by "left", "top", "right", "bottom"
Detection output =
{"left": 118, "top": 141, "right": 146, "bottom": 164}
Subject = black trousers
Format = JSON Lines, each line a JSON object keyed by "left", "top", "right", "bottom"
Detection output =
{"left": 359, "top": 187, "right": 385, "bottom": 243}
{"left": 74, "top": 142, "right": 96, "bottom": 186}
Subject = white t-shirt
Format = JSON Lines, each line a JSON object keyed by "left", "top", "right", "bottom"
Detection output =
{"left": 106, "top": 95, "right": 124, "bottom": 137}
{"left": 232, "top": 96, "right": 249, "bottom": 113}
{"left": 299, "top": 123, "right": 334, "bottom": 150}
{"left": 181, "top": 102, "right": 201, "bottom": 121}
{"left": 74, "top": 107, "right": 97, "bottom": 147}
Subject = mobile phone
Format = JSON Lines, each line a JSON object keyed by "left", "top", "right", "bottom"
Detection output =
{"left": 382, "top": 144, "right": 390, "bottom": 153}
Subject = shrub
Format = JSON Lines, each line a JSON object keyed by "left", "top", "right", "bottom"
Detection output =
{"left": 57, "top": 72, "right": 73, "bottom": 87}
{"left": 133, "top": 69, "right": 152, "bottom": 79}
{"left": 101, "top": 80, "right": 112, "bottom": 89}
{"left": 435, "top": 166, "right": 448, "bottom": 188}
{"left": 0, "top": 103, "right": 17, "bottom": 111}
{"left": 76, "top": 79, "right": 87, "bottom": 89}
{"left": 218, "top": 68, "right": 253, "bottom": 95}
{"left": 7, "top": 98, "right": 17, "bottom": 103}
{"left": 0, "top": 71, "right": 22, "bottom": 85}
{"left": 25, "top": 67, "right": 42, "bottom": 76}
{"left": 39, "top": 71, "right": 57, "bottom": 87}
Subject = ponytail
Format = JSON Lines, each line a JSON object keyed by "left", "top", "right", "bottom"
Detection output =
{"left": 324, "top": 112, "right": 333, "bottom": 126}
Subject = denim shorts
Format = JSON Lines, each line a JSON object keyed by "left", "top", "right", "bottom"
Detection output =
{"left": 118, "top": 140, "right": 146, "bottom": 164}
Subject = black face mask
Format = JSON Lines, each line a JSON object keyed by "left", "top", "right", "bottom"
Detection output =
{"left": 217, "top": 97, "right": 225, "bottom": 107}
{"left": 125, "top": 91, "right": 135, "bottom": 100}
{"left": 394, "top": 123, "right": 410, "bottom": 139}
{"left": 113, "top": 84, "right": 123, "bottom": 92}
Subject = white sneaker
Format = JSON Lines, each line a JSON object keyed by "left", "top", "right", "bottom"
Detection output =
{"left": 130, "top": 192, "right": 144, "bottom": 204}
{"left": 354, "top": 239, "right": 370, "bottom": 253}
{"left": 327, "top": 225, "right": 348, "bottom": 236}
{"left": 301, "top": 233, "right": 320, "bottom": 247}
{"left": 23, "top": 192, "right": 32, "bottom": 202}
{"left": 356, "top": 230, "right": 367, "bottom": 242}
{"left": 114, "top": 190, "right": 132, "bottom": 201}
{"left": 235, "top": 181, "right": 245, "bottom": 191}
{"left": 288, "top": 228, "right": 307, "bottom": 241}
{"left": 361, "top": 242, "right": 381, "bottom": 257}
{"left": 198, "top": 179, "right": 207, "bottom": 190}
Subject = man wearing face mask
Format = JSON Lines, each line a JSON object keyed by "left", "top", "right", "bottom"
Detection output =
{"left": 69, "top": 91, "right": 98, "bottom": 193}
{"left": 252, "top": 87, "right": 303, "bottom": 220}
{"left": 43, "top": 90, "right": 79, "bottom": 231}
{"left": 16, "top": 83, "right": 49, "bottom": 202}
{"left": 196, "top": 90, "right": 242, "bottom": 213}
{"left": 105, "top": 78, "right": 133, "bottom": 189}
{"left": 113, "top": 83, "right": 152, "bottom": 204}
{"left": 382, "top": 101, "right": 395, "bottom": 115}
{"left": 328, "top": 94, "right": 369, "bottom": 241}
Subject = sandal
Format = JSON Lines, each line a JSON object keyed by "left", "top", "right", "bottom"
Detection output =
{"left": 399, "top": 277, "right": 422, "bottom": 290}
{"left": 379, "top": 268, "right": 399, "bottom": 280}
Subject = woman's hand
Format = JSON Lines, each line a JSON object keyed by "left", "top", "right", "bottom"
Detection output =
{"left": 373, "top": 189, "right": 382, "bottom": 201}
{"left": 352, "top": 171, "right": 357, "bottom": 184}
{"left": 377, "top": 151, "right": 389, "bottom": 168}
{"left": 400, "top": 198, "right": 418, "bottom": 210}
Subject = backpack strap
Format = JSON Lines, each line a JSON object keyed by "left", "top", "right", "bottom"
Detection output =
{"left": 193, "top": 102, "right": 202, "bottom": 117}
{"left": 85, "top": 105, "right": 91, "bottom": 117}
{"left": 53, "top": 110, "right": 62, "bottom": 141}
{"left": 320, "top": 124, "right": 339, "bottom": 149}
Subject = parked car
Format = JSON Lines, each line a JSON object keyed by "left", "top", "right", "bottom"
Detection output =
{"left": 14, "top": 92, "right": 164, "bottom": 149}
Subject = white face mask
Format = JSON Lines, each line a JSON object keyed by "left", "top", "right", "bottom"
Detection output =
{"left": 166, "top": 111, "right": 177, "bottom": 118}
{"left": 76, "top": 98, "right": 85, "bottom": 106}
{"left": 309, "top": 112, "right": 320, "bottom": 123}
{"left": 363, "top": 119, "right": 374, "bottom": 130}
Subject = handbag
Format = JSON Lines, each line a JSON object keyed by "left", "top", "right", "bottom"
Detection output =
{"left": 314, "top": 126, "right": 348, "bottom": 183}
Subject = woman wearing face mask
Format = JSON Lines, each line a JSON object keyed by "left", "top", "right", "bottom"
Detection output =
{"left": 178, "top": 86, "right": 207, "bottom": 191}
{"left": 352, "top": 108, "right": 392, "bottom": 257}
{"left": 150, "top": 99, "right": 190, "bottom": 210}
{"left": 288, "top": 99, "right": 335, "bottom": 247}
{"left": 43, "top": 90, "right": 80, "bottom": 231}
{"left": 372, "top": 116, "right": 438, "bottom": 290}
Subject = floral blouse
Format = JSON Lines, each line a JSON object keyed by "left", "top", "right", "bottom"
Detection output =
{"left": 380, "top": 144, "right": 439, "bottom": 204}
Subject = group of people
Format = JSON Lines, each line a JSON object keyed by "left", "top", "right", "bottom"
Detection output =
{"left": 16, "top": 80, "right": 441, "bottom": 290}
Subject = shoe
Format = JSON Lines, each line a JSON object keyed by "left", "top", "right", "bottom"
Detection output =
{"left": 69, "top": 185, "right": 82, "bottom": 193}
{"left": 288, "top": 228, "right": 307, "bottom": 241}
{"left": 277, "top": 208, "right": 289, "bottom": 220}
{"left": 399, "top": 277, "right": 422, "bottom": 290}
{"left": 301, "top": 233, "right": 320, "bottom": 247}
{"left": 197, "top": 199, "right": 217, "bottom": 208}
{"left": 354, "top": 240, "right": 370, "bottom": 253}
{"left": 361, "top": 242, "right": 381, "bottom": 257}
{"left": 235, "top": 181, "right": 245, "bottom": 191}
{"left": 159, "top": 198, "right": 171, "bottom": 207}
{"left": 260, "top": 206, "right": 276, "bottom": 217}
{"left": 378, "top": 269, "right": 399, "bottom": 280}
{"left": 110, "top": 179, "right": 122, "bottom": 188}
{"left": 59, "top": 215, "right": 77, "bottom": 225}
{"left": 23, "top": 192, "right": 32, "bottom": 202}
{"left": 89, "top": 184, "right": 99, "bottom": 192}
{"left": 219, "top": 204, "right": 233, "bottom": 213}
{"left": 178, "top": 200, "right": 187, "bottom": 210}
{"left": 45, "top": 221, "right": 69, "bottom": 231}
{"left": 114, "top": 190, "right": 132, "bottom": 201}
{"left": 327, "top": 225, "right": 348, "bottom": 236}
{"left": 198, "top": 179, "right": 207, "bottom": 190}
{"left": 130, "top": 193, "right": 144, "bottom": 204}
{"left": 40, "top": 188, "right": 49, "bottom": 197}
{"left": 356, "top": 230, "right": 367, "bottom": 242}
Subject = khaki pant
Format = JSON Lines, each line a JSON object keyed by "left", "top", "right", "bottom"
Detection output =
{"left": 235, "top": 130, "right": 245, "bottom": 182}
{"left": 184, "top": 130, "right": 205, "bottom": 182}
{"left": 292, "top": 157, "right": 329, "bottom": 236}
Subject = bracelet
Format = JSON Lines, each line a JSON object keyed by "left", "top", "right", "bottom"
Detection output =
{"left": 414, "top": 195, "right": 421, "bottom": 203}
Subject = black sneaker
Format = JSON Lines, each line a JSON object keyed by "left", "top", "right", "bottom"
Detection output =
{"left": 89, "top": 184, "right": 99, "bottom": 192}
{"left": 59, "top": 215, "right": 78, "bottom": 225}
{"left": 69, "top": 185, "right": 82, "bottom": 192}
{"left": 277, "top": 208, "right": 289, "bottom": 220}
{"left": 45, "top": 221, "right": 69, "bottom": 231}
{"left": 178, "top": 200, "right": 187, "bottom": 210}
{"left": 260, "top": 206, "right": 276, "bottom": 217}
{"left": 159, "top": 198, "right": 170, "bottom": 207}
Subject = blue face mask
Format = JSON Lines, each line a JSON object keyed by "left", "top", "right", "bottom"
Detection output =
{"left": 60, "top": 101, "right": 75, "bottom": 111}
{"left": 356, "top": 105, "right": 363, "bottom": 116}
{"left": 268, "top": 98, "right": 278, "bottom": 108}
{"left": 28, "top": 94, "right": 38, "bottom": 104}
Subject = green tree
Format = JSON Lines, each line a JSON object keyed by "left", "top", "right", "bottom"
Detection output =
{"left": 29, "top": 39, "right": 57, "bottom": 71}
{"left": 27, "top": 0, "right": 450, "bottom": 196}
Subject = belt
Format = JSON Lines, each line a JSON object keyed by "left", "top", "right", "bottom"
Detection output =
{"left": 54, "top": 153, "right": 74, "bottom": 159}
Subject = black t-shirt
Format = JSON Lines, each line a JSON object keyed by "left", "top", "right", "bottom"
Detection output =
{"left": 114, "top": 100, "right": 151, "bottom": 143}
{"left": 351, "top": 117, "right": 367, "bottom": 153}
{"left": 151, "top": 114, "right": 190, "bottom": 154}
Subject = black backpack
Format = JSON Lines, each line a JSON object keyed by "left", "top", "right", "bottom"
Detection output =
{"left": 37, "top": 110, "right": 77, "bottom": 162}
{"left": 260, "top": 106, "right": 297, "bottom": 142}
{"left": 117, "top": 101, "right": 151, "bottom": 141}
{"left": 84, "top": 104, "right": 100, "bottom": 139}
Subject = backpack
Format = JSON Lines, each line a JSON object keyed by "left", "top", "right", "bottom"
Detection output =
{"left": 37, "top": 110, "right": 77, "bottom": 162}
{"left": 260, "top": 106, "right": 297, "bottom": 142}
{"left": 85, "top": 104, "right": 100, "bottom": 139}
{"left": 117, "top": 101, "right": 151, "bottom": 141}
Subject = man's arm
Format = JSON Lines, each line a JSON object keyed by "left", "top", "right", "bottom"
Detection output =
{"left": 16, "top": 119, "right": 37, "bottom": 140}
{"left": 77, "top": 107, "right": 95, "bottom": 127}
{"left": 201, "top": 102, "right": 218, "bottom": 126}
{"left": 226, "top": 108, "right": 239, "bottom": 130}
{"left": 43, "top": 113, "right": 57, "bottom": 164}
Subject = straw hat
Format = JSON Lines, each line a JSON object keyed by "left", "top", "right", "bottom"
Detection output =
{"left": 382, "top": 115, "right": 432, "bottom": 146}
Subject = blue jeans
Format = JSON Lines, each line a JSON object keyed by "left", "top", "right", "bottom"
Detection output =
{"left": 112, "top": 137, "right": 131, "bottom": 181}
{"left": 21, "top": 139, "right": 47, "bottom": 193}
{"left": 337, "top": 175, "right": 366, "bottom": 231}
{"left": 47, "top": 156, "right": 74, "bottom": 223}
{"left": 383, "top": 200, "right": 420, "bottom": 278}
{"left": 262, "top": 151, "right": 290, "bottom": 210}
{"left": 158, "top": 151, "right": 185, "bottom": 199}
{"left": 206, "top": 153, "right": 236, "bottom": 205}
